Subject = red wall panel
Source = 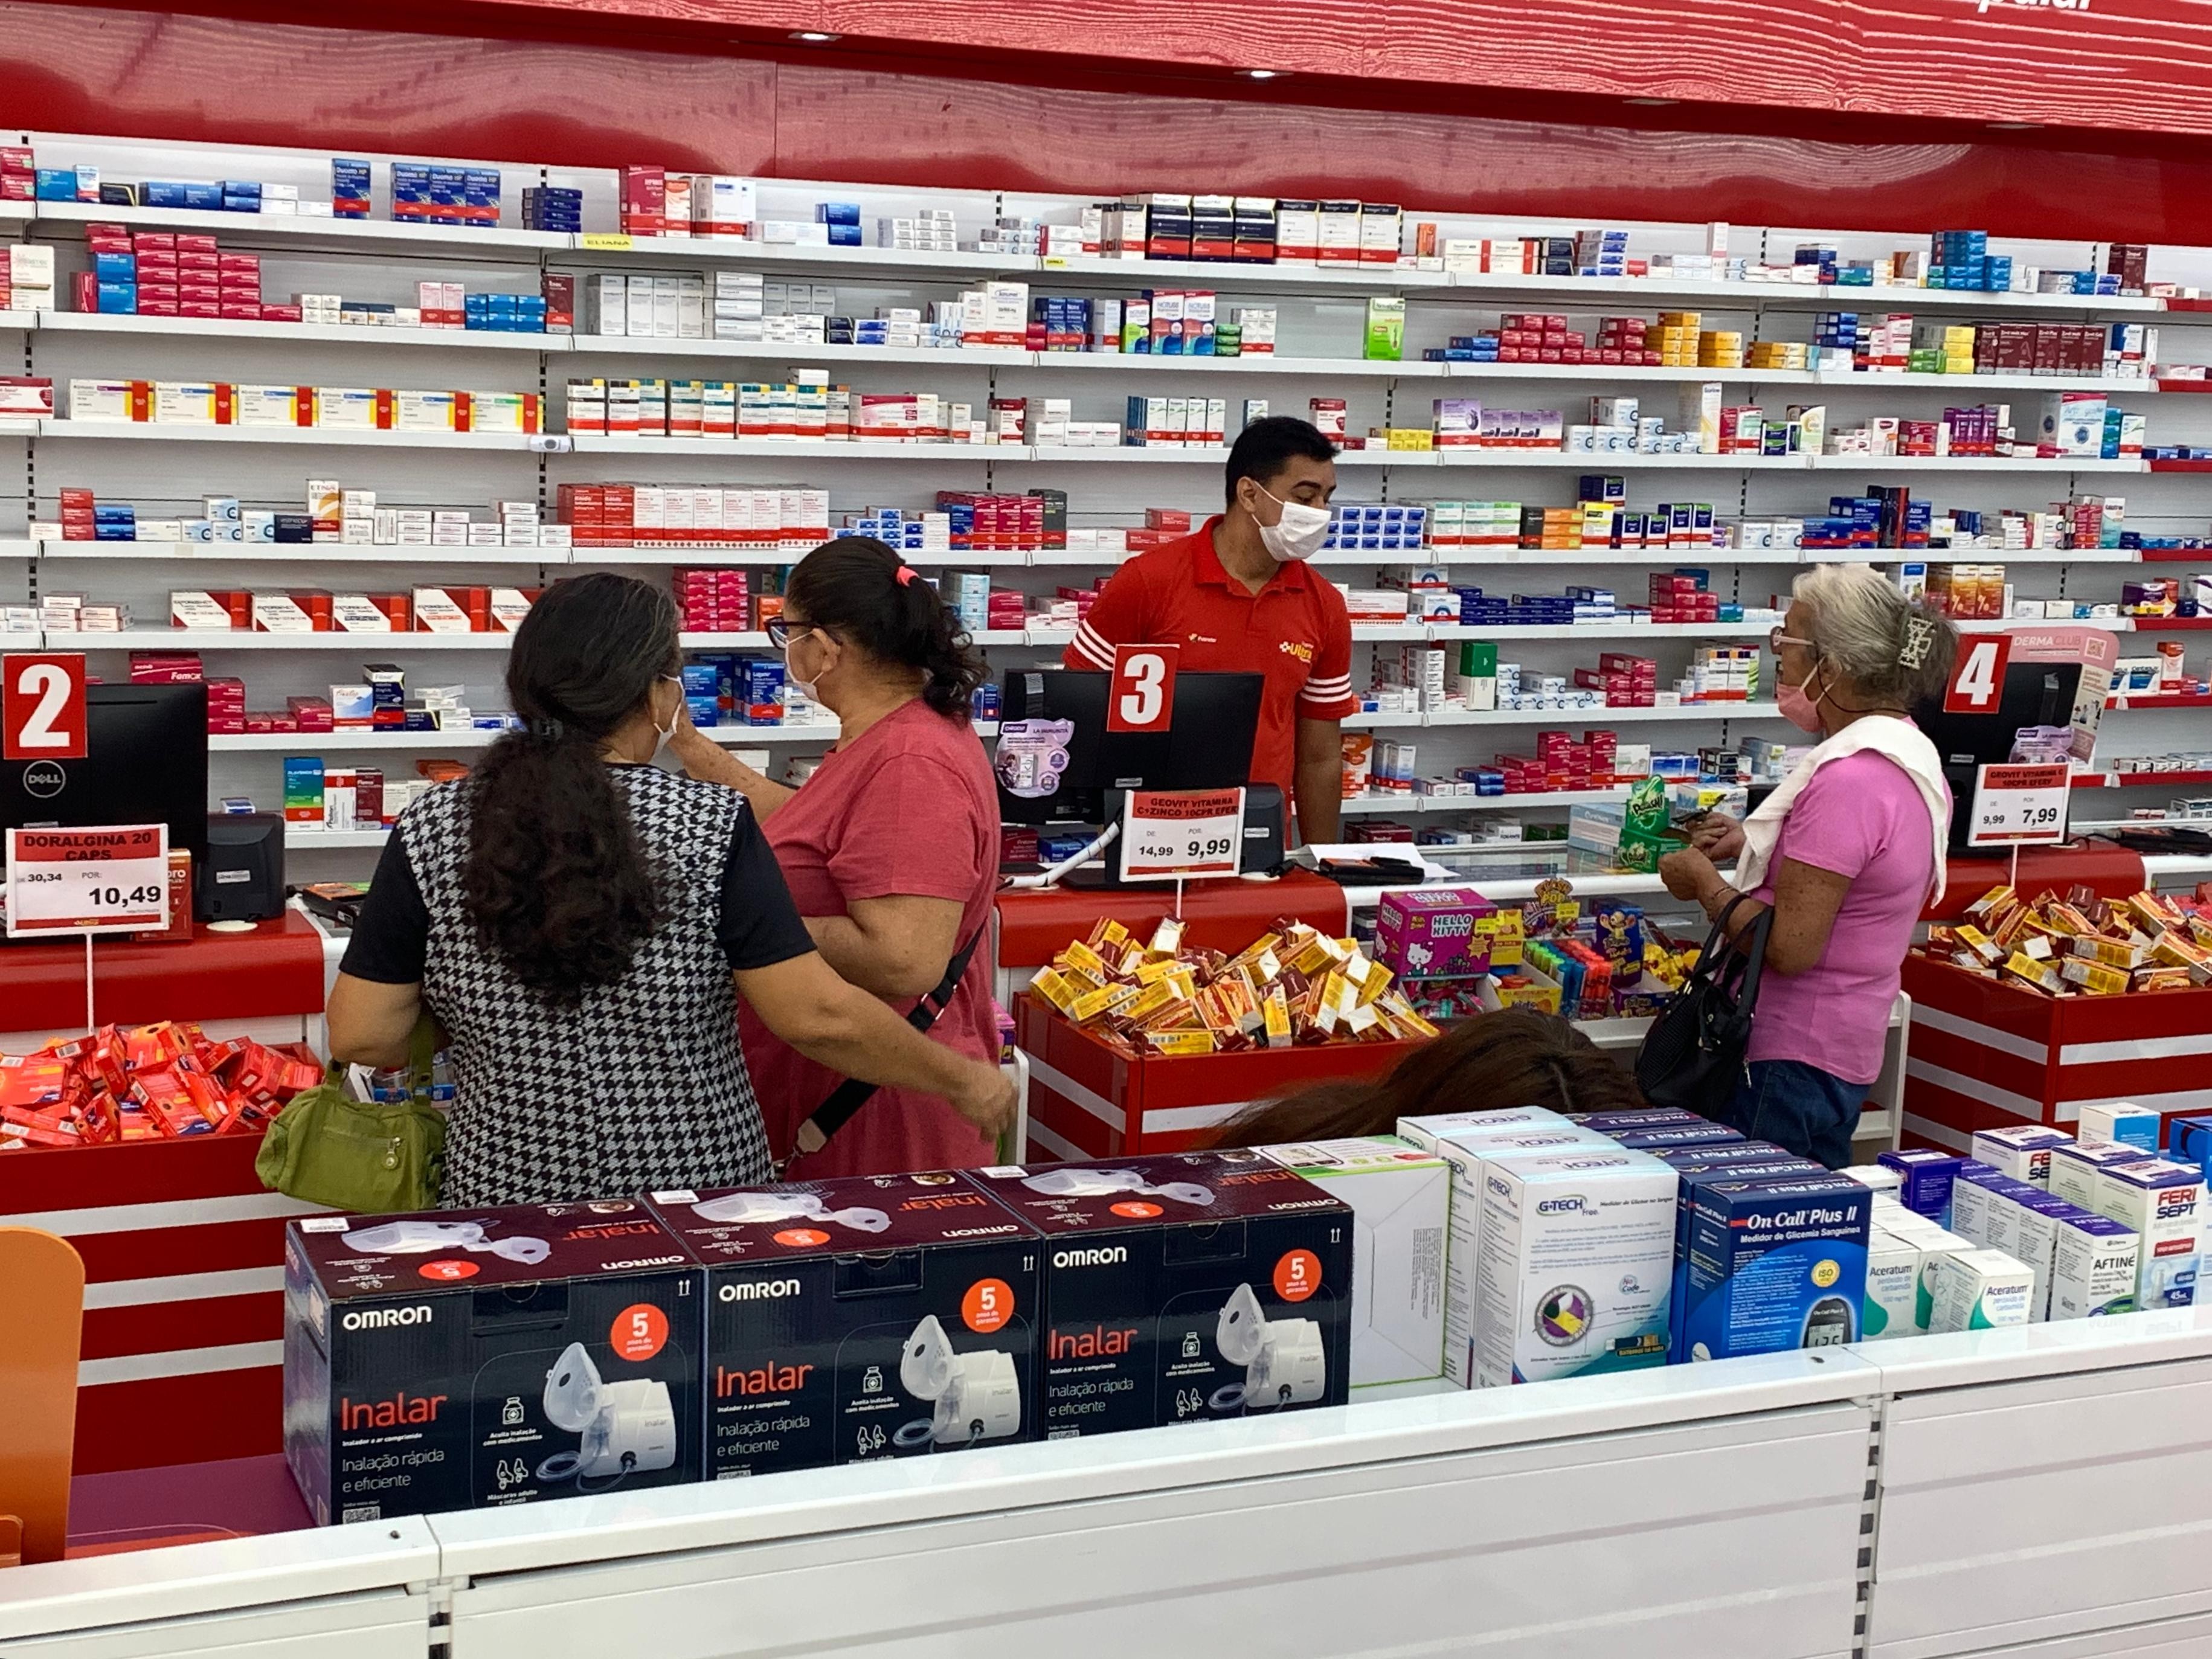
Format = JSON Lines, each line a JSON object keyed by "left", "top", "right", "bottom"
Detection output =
{"left": 7, "top": 1, "right": 2212, "bottom": 243}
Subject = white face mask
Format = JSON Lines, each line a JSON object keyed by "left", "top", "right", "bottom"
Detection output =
{"left": 1253, "top": 484, "right": 1332, "bottom": 563}
{"left": 783, "top": 629, "right": 829, "bottom": 704}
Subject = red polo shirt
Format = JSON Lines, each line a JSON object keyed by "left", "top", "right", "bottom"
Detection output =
{"left": 1063, "top": 516, "right": 1357, "bottom": 801}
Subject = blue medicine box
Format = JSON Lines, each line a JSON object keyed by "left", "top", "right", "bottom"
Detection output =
{"left": 1676, "top": 1172, "right": 1873, "bottom": 1362}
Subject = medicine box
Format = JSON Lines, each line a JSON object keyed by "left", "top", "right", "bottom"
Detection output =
{"left": 1375, "top": 887, "right": 1497, "bottom": 981}
{"left": 1862, "top": 1227, "right": 1921, "bottom": 1340}
{"left": 2076, "top": 1101, "right": 2160, "bottom": 1157}
{"left": 283, "top": 1199, "right": 703, "bottom": 1524}
{"left": 646, "top": 1174, "right": 1040, "bottom": 1478}
{"left": 2048, "top": 1212, "right": 2142, "bottom": 1320}
{"left": 2049, "top": 1139, "right": 2148, "bottom": 1210}
{"left": 966, "top": 1153, "right": 1351, "bottom": 1436}
{"left": 1970, "top": 1125, "right": 2071, "bottom": 1189}
{"left": 2091, "top": 1157, "right": 2204, "bottom": 1310}
{"left": 1924, "top": 1247, "right": 2035, "bottom": 1333}
{"left": 1470, "top": 1147, "right": 1676, "bottom": 1387}
{"left": 1880, "top": 1147, "right": 1963, "bottom": 1225}
{"left": 1258, "top": 1135, "right": 1448, "bottom": 1387}
{"left": 1678, "top": 1173, "right": 1873, "bottom": 1361}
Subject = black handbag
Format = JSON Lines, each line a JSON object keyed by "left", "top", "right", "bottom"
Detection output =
{"left": 1635, "top": 899, "right": 1773, "bottom": 1118}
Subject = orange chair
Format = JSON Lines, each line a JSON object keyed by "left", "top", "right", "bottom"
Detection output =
{"left": 0, "top": 1227, "right": 85, "bottom": 1567}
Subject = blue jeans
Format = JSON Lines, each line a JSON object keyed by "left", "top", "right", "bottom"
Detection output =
{"left": 1726, "top": 1059, "right": 1865, "bottom": 1170}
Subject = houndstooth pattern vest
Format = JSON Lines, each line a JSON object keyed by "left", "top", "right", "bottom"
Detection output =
{"left": 403, "top": 765, "right": 773, "bottom": 1207}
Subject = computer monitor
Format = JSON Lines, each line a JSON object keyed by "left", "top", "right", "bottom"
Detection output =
{"left": 1913, "top": 659, "right": 2085, "bottom": 855}
{"left": 0, "top": 682, "right": 210, "bottom": 861}
{"left": 995, "top": 670, "right": 1264, "bottom": 826}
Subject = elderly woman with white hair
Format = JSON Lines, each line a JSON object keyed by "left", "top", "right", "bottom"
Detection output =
{"left": 1660, "top": 564, "right": 1959, "bottom": 1166}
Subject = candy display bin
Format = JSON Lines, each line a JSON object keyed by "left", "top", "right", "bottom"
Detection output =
{"left": 1901, "top": 952, "right": 2212, "bottom": 1150}
{"left": 1017, "top": 995, "right": 1415, "bottom": 1159}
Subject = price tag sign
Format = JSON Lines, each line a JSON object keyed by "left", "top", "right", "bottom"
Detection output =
{"left": 2, "top": 652, "right": 86, "bottom": 761}
{"left": 6, "top": 824, "right": 170, "bottom": 937}
{"left": 1117, "top": 788, "right": 1245, "bottom": 882}
{"left": 1967, "top": 763, "right": 2071, "bottom": 849}
{"left": 1106, "top": 643, "right": 1179, "bottom": 733}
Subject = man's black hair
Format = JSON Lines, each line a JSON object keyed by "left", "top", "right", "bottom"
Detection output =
{"left": 1224, "top": 415, "right": 1338, "bottom": 507}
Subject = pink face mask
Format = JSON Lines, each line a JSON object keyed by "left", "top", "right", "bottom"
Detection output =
{"left": 1778, "top": 663, "right": 1828, "bottom": 733}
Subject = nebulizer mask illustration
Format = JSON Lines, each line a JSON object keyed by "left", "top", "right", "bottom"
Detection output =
{"left": 690, "top": 1190, "right": 891, "bottom": 1233}
{"left": 344, "top": 1219, "right": 551, "bottom": 1265}
{"left": 1021, "top": 1167, "right": 1215, "bottom": 1207}
{"left": 535, "top": 1342, "right": 677, "bottom": 1491}
{"left": 1210, "top": 1283, "right": 1325, "bottom": 1413}
{"left": 892, "top": 1315, "right": 1021, "bottom": 1451}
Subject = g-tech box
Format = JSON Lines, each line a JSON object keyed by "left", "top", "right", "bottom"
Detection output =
{"left": 648, "top": 1173, "right": 1041, "bottom": 1478}
{"left": 1677, "top": 1173, "right": 1874, "bottom": 1362}
{"left": 968, "top": 1152, "right": 1352, "bottom": 1438}
{"left": 283, "top": 1199, "right": 701, "bottom": 1526}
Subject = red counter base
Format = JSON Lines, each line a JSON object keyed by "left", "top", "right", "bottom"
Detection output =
{"left": 1926, "top": 841, "right": 2148, "bottom": 924}
{"left": 0, "top": 910, "right": 326, "bottom": 1034}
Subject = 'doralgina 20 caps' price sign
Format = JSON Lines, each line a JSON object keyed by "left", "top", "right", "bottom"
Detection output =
{"left": 1967, "top": 763, "right": 2071, "bottom": 849}
{"left": 5, "top": 824, "right": 170, "bottom": 937}
{"left": 1117, "top": 788, "right": 1246, "bottom": 882}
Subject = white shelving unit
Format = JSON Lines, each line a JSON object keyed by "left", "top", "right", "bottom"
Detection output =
{"left": 8, "top": 132, "right": 2212, "bottom": 868}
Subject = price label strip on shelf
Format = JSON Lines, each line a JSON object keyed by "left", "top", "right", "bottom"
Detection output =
{"left": 1117, "top": 788, "right": 1246, "bottom": 882}
{"left": 1967, "top": 763, "right": 2071, "bottom": 849}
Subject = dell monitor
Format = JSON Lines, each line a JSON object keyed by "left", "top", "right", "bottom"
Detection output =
{"left": 0, "top": 682, "right": 210, "bottom": 862}
{"left": 1913, "top": 659, "right": 2085, "bottom": 855}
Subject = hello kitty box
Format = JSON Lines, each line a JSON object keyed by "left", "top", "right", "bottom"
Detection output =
{"left": 1376, "top": 888, "right": 1496, "bottom": 983}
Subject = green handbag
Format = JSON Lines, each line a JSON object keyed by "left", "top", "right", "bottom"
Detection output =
{"left": 255, "top": 1018, "right": 448, "bottom": 1213}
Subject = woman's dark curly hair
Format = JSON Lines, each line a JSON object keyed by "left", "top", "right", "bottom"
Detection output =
{"left": 462, "top": 571, "right": 678, "bottom": 1005}
{"left": 783, "top": 536, "right": 989, "bottom": 717}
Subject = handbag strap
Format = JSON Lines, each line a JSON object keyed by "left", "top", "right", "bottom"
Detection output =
{"left": 785, "top": 926, "right": 986, "bottom": 1165}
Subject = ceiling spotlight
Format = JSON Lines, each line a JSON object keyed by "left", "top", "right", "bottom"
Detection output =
{"left": 1987, "top": 120, "right": 2043, "bottom": 130}
{"left": 1241, "top": 68, "right": 1284, "bottom": 79}
{"left": 1624, "top": 97, "right": 1679, "bottom": 106}
{"left": 789, "top": 30, "right": 840, "bottom": 42}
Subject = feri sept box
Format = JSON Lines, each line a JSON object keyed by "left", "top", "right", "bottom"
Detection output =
{"left": 647, "top": 1174, "right": 1041, "bottom": 1477}
{"left": 283, "top": 1199, "right": 702, "bottom": 1525}
{"left": 968, "top": 1152, "right": 1352, "bottom": 1437}
{"left": 1256, "top": 1135, "right": 1449, "bottom": 1387}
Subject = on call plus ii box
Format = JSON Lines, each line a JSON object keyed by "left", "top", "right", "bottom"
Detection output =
{"left": 283, "top": 1199, "right": 701, "bottom": 1526}
{"left": 968, "top": 1152, "right": 1351, "bottom": 1438}
{"left": 1677, "top": 1173, "right": 1874, "bottom": 1361}
{"left": 648, "top": 1174, "right": 1040, "bottom": 1477}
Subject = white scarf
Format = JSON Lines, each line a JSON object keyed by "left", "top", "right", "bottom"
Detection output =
{"left": 1735, "top": 715, "right": 1952, "bottom": 905}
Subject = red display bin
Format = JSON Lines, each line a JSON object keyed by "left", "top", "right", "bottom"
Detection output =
{"left": 1901, "top": 952, "right": 2212, "bottom": 1153}
{"left": 1018, "top": 994, "right": 1415, "bottom": 1158}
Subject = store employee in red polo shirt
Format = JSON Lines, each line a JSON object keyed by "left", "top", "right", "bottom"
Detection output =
{"left": 1064, "top": 416, "right": 1355, "bottom": 842}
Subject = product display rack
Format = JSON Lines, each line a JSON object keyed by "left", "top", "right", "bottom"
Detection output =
{"left": 7, "top": 131, "right": 2212, "bottom": 863}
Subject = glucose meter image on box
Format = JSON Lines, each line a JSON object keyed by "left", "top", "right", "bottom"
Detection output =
{"left": 689, "top": 1190, "right": 892, "bottom": 1233}
{"left": 344, "top": 1219, "right": 551, "bottom": 1265}
{"left": 1801, "top": 1295, "right": 1857, "bottom": 1347}
{"left": 1022, "top": 1166, "right": 1216, "bottom": 1207}
{"left": 534, "top": 1341, "right": 678, "bottom": 1492}
{"left": 892, "top": 1314, "right": 1023, "bottom": 1451}
{"left": 1209, "top": 1282, "right": 1326, "bottom": 1413}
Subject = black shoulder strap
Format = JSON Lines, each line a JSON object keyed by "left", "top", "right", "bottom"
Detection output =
{"left": 786, "top": 926, "right": 988, "bottom": 1163}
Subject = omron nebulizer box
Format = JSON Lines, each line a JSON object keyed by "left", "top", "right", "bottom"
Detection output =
{"left": 1677, "top": 1173, "right": 1873, "bottom": 1361}
{"left": 1472, "top": 1147, "right": 1676, "bottom": 1386}
{"left": 283, "top": 1199, "right": 702, "bottom": 1525}
{"left": 1258, "top": 1136, "right": 1448, "bottom": 1387}
{"left": 647, "top": 1174, "right": 1040, "bottom": 1478}
{"left": 968, "top": 1152, "right": 1351, "bottom": 1437}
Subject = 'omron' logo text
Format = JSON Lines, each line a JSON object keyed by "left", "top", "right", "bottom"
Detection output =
{"left": 1053, "top": 1247, "right": 1127, "bottom": 1268}
{"left": 719, "top": 1279, "right": 801, "bottom": 1301}
{"left": 342, "top": 1306, "right": 431, "bottom": 1331}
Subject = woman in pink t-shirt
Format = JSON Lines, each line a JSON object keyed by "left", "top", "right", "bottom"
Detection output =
{"left": 672, "top": 537, "right": 1003, "bottom": 1178}
{"left": 1660, "top": 565, "right": 1956, "bottom": 1167}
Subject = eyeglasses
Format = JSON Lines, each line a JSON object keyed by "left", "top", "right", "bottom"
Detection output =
{"left": 764, "top": 618, "right": 820, "bottom": 650}
{"left": 1769, "top": 629, "right": 1816, "bottom": 653}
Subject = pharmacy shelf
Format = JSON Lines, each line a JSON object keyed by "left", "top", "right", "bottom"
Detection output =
{"left": 566, "top": 435, "right": 1011, "bottom": 460}
{"left": 30, "top": 199, "right": 574, "bottom": 254}
{"left": 285, "top": 828, "right": 391, "bottom": 850}
{"left": 1351, "top": 623, "right": 1431, "bottom": 641}
{"left": 1437, "top": 270, "right": 2164, "bottom": 316}
{"left": 1338, "top": 786, "right": 1630, "bottom": 815}
{"left": 1804, "top": 454, "right": 2146, "bottom": 473}
{"left": 1036, "top": 252, "right": 1452, "bottom": 292}
{"left": 565, "top": 336, "right": 1033, "bottom": 368}
{"left": 567, "top": 544, "right": 1032, "bottom": 567}
{"left": 36, "top": 541, "right": 557, "bottom": 564}
{"left": 1045, "top": 353, "right": 1444, "bottom": 379}
{"left": 214, "top": 720, "right": 997, "bottom": 752}
{"left": 37, "top": 311, "right": 556, "bottom": 351}
{"left": 2108, "top": 692, "right": 2212, "bottom": 709}
{"left": 0, "top": 310, "right": 32, "bottom": 329}
{"left": 1423, "top": 621, "right": 1775, "bottom": 640}
{"left": 38, "top": 420, "right": 535, "bottom": 450}
{"left": 2072, "top": 768, "right": 2212, "bottom": 789}
{"left": 1416, "top": 701, "right": 1784, "bottom": 727}
{"left": 1812, "top": 547, "right": 2146, "bottom": 565}
{"left": 587, "top": 237, "right": 1023, "bottom": 277}
{"left": 48, "top": 629, "right": 516, "bottom": 650}
{"left": 1024, "top": 444, "right": 1223, "bottom": 464}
